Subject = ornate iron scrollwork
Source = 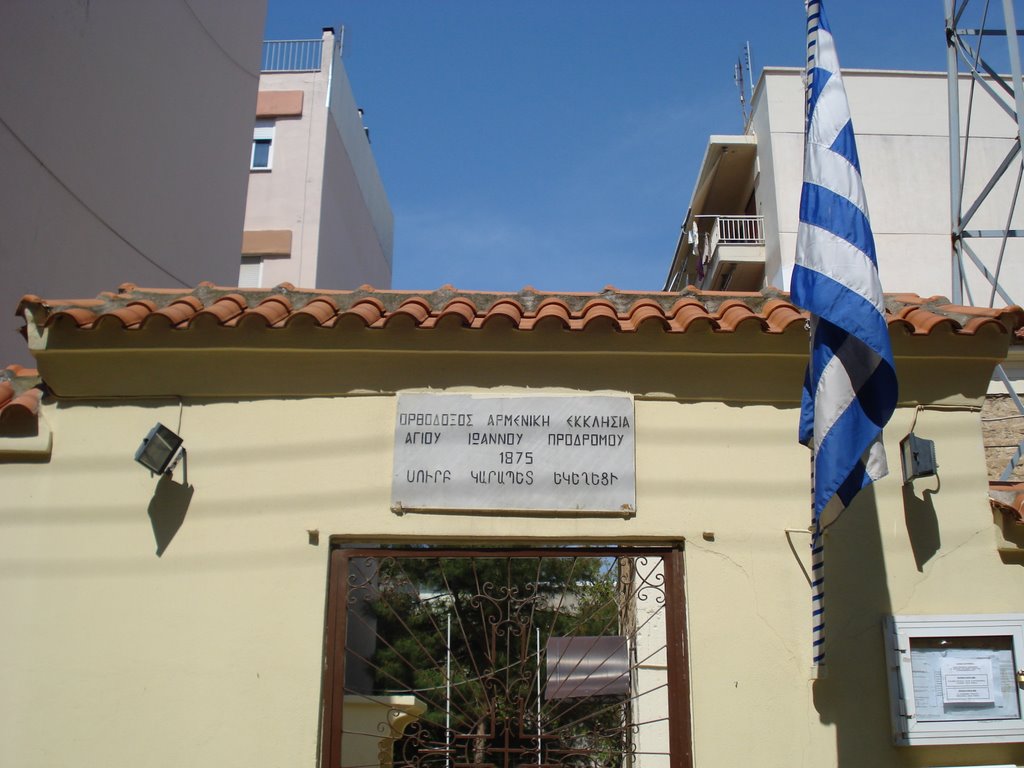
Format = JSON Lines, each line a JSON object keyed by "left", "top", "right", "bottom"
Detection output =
{"left": 336, "top": 551, "right": 672, "bottom": 768}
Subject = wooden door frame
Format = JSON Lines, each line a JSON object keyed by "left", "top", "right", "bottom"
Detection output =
{"left": 319, "top": 544, "right": 692, "bottom": 768}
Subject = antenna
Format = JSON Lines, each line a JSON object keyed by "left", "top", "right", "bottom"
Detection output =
{"left": 745, "top": 41, "right": 754, "bottom": 91}
{"left": 735, "top": 58, "right": 748, "bottom": 125}
{"left": 735, "top": 42, "right": 754, "bottom": 128}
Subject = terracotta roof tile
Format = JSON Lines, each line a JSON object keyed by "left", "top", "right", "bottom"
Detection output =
{"left": 195, "top": 294, "right": 247, "bottom": 326}
{"left": 387, "top": 297, "right": 432, "bottom": 328}
{"left": 525, "top": 299, "right": 568, "bottom": 331}
{"left": 894, "top": 306, "right": 959, "bottom": 335}
{"left": 761, "top": 299, "right": 806, "bottom": 333}
{"left": 336, "top": 297, "right": 386, "bottom": 329}
{"left": 0, "top": 387, "right": 42, "bottom": 425}
{"left": 14, "top": 284, "right": 1023, "bottom": 340}
{"left": 0, "top": 365, "right": 43, "bottom": 436}
{"left": 961, "top": 314, "right": 1015, "bottom": 336}
{"left": 436, "top": 298, "right": 478, "bottom": 329}
{"left": 625, "top": 299, "right": 669, "bottom": 332}
{"left": 990, "top": 481, "right": 1024, "bottom": 521}
{"left": 152, "top": 296, "right": 204, "bottom": 327}
{"left": 579, "top": 300, "right": 620, "bottom": 331}
{"left": 715, "top": 300, "right": 766, "bottom": 333}
{"left": 238, "top": 295, "right": 292, "bottom": 328}
{"left": 483, "top": 299, "right": 526, "bottom": 329}
{"left": 50, "top": 307, "right": 103, "bottom": 328}
{"left": 94, "top": 299, "right": 158, "bottom": 329}
{"left": 662, "top": 299, "right": 707, "bottom": 332}
{"left": 285, "top": 296, "right": 338, "bottom": 327}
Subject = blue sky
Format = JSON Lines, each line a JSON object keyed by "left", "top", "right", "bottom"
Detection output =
{"left": 265, "top": 1, "right": 952, "bottom": 293}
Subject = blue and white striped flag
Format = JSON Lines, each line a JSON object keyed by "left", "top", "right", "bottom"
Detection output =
{"left": 791, "top": 0, "right": 898, "bottom": 531}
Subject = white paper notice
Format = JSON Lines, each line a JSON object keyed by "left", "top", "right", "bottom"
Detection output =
{"left": 909, "top": 644, "right": 1019, "bottom": 722}
{"left": 941, "top": 657, "right": 994, "bottom": 704}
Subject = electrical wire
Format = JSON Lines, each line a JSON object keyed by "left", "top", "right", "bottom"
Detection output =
{"left": 180, "top": 0, "right": 260, "bottom": 81}
{"left": 0, "top": 114, "right": 192, "bottom": 288}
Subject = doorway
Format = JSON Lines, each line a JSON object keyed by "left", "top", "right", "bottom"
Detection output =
{"left": 320, "top": 546, "right": 691, "bottom": 768}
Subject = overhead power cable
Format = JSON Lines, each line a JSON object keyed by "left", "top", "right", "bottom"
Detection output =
{"left": 0, "top": 113, "right": 192, "bottom": 288}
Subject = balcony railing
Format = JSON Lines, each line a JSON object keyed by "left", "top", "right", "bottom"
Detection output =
{"left": 261, "top": 39, "right": 324, "bottom": 73}
{"left": 692, "top": 215, "right": 765, "bottom": 291}
{"left": 705, "top": 215, "right": 764, "bottom": 245}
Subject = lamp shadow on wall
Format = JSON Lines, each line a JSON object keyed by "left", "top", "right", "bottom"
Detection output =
{"left": 902, "top": 478, "right": 941, "bottom": 571}
{"left": 147, "top": 473, "right": 194, "bottom": 556}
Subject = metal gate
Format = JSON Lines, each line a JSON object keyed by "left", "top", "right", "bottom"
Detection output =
{"left": 321, "top": 547, "right": 690, "bottom": 768}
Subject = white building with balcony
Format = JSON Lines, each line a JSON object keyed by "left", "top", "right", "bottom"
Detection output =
{"left": 665, "top": 68, "right": 1024, "bottom": 307}
{"left": 241, "top": 28, "right": 393, "bottom": 291}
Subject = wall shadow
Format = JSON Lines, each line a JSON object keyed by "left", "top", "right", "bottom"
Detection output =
{"left": 147, "top": 473, "right": 194, "bottom": 556}
{"left": 995, "top": 507, "right": 1024, "bottom": 566}
{"left": 902, "top": 478, "right": 941, "bottom": 571}
{"left": 811, "top": 487, "right": 894, "bottom": 766}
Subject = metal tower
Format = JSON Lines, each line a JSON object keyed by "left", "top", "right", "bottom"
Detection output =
{"left": 946, "top": 0, "right": 1024, "bottom": 479}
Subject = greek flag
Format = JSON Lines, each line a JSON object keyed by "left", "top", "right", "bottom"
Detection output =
{"left": 791, "top": 0, "right": 897, "bottom": 529}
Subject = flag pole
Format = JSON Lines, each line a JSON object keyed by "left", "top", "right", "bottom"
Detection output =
{"left": 809, "top": 400, "right": 825, "bottom": 678}
{"left": 804, "top": 0, "right": 825, "bottom": 682}
{"left": 810, "top": 516, "right": 826, "bottom": 677}
{"left": 793, "top": 0, "right": 897, "bottom": 681}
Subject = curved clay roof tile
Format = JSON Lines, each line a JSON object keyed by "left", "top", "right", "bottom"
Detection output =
{"left": 947, "top": 304, "right": 1024, "bottom": 332}
{"left": 47, "top": 307, "right": 100, "bottom": 329}
{"left": 900, "top": 307, "right": 958, "bottom": 335}
{"left": 579, "top": 300, "right": 621, "bottom": 331}
{"left": 762, "top": 299, "right": 807, "bottom": 333}
{"left": 195, "top": 294, "right": 247, "bottom": 325}
{"left": 0, "top": 387, "right": 43, "bottom": 429}
{"left": 286, "top": 296, "right": 338, "bottom": 327}
{"left": 949, "top": 303, "right": 1015, "bottom": 317}
{"left": 666, "top": 298, "right": 715, "bottom": 332}
{"left": 385, "top": 297, "right": 432, "bottom": 327}
{"left": 482, "top": 299, "right": 525, "bottom": 329}
{"left": 96, "top": 299, "right": 158, "bottom": 329}
{"left": 960, "top": 315, "right": 1012, "bottom": 336}
{"left": 716, "top": 301, "right": 766, "bottom": 333}
{"left": 532, "top": 299, "right": 573, "bottom": 325}
{"left": 239, "top": 295, "right": 293, "bottom": 328}
{"left": 150, "top": 296, "right": 204, "bottom": 327}
{"left": 436, "top": 298, "right": 478, "bottom": 328}
{"left": 337, "top": 297, "right": 386, "bottom": 328}
{"left": 888, "top": 317, "right": 917, "bottom": 336}
{"left": 626, "top": 300, "right": 669, "bottom": 332}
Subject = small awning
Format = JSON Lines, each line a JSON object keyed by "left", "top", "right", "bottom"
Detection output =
{"left": 242, "top": 229, "right": 293, "bottom": 257}
{"left": 545, "top": 635, "right": 629, "bottom": 699}
{"left": 688, "top": 135, "right": 758, "bottom": 218}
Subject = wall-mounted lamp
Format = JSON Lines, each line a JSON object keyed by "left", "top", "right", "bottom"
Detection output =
{"left": 900, "top": 432, "right": 937, "bottom": 484}
{"left": 134, "top": 423, "right": 185, "bottom": 476}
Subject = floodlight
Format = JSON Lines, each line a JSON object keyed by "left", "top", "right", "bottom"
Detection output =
{"left": 134, "top": 423, "right": 185, "bottom": 476}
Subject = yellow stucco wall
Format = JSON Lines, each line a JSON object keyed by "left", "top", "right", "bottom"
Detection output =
{"left": 2, "top": 385, "right": 1022, "bottom": 767}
